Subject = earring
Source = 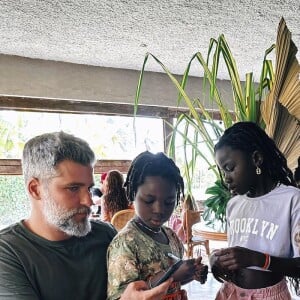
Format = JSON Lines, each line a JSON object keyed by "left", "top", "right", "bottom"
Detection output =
{"left": 256, "top": 166, "right": 262, "bottom": 175}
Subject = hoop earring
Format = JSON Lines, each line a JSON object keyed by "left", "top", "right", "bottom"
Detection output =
{"left": 256, "top": 166, "right": 262, "bottom": 175}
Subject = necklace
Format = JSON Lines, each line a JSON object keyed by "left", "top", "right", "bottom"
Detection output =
{"left": 135, "top": 218, "right": 162, "bottom": 234}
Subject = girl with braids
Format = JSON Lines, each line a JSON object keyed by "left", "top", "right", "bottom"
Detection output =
{"left": 100, "top": 170, "right": 131, "bottom": 222}
{"left": 209, "top": 121, "right": 300, "bottom": 300}
{"left": 107, "top": 151, "right": 208, "bottom": 300}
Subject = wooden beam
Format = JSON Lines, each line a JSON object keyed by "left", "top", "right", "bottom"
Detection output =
{"left": 0, "top": 159, "right": 21, "bottom": 175}
{"left": 0, "top": 95, "right": 186, "bottom": 118}
{"left": 0, "top": 95, "right": 227, "bottom": 119}
{"left": 94, "top": 160, "right": 131, "bottom": 174}
{"left": 0, "top": 159, "right": 131, "bottom": 175}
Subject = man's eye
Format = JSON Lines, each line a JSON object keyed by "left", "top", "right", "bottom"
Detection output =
{"left": 68, "top": 186, "right": 79, "bottom": 192}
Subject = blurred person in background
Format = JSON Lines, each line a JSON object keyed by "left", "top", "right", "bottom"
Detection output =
{"left": 90, "top": 187, "right": 102, "bottom": 217}
{"left": 100, "top": 170, "right": 132, "bottom": 222}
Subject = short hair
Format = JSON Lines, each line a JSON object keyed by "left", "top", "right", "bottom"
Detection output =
{"left": 124, "top": 151, "right": 184, "bottom": 204}
{"left": 22, "top": 131, "right": 95, "bottom": 184}
{"left": 214, "top": 122, "right": 295, "bottom": 186}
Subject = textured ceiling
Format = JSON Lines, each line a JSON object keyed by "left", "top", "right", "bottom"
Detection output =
{"left": 0, "top": 0, "right": 299, "bottom": 80}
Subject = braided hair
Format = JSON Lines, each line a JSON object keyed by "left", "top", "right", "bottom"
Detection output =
{"left": 215, "top": 122, "right": 299, "bottom": 294}
{"left": 103, "top": 170, "right": 129, "bottom": 216}
{"left": 214, "top": 121, "right": 295, "bottom": 186}
{"left": 124, "top": 151, "right": 184, "bottom": 204}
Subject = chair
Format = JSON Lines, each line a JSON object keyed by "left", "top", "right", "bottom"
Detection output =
{"left": 183, "top": 209, "right": 210, "bottom": 258}
{"left": 111, "top": 209, "right": 135, "bottom": 231}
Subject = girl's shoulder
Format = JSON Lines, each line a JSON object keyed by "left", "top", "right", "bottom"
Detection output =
{"left": 108, "top": 221, "right": 141, "bottom": 252}
{"left": 109, "top": 220, "right": 153, "bottom": 247}
{"left": 273, "top": 184, "right": 300, "bottom": 200}
{"left": 278, "top": 184, "right": 300, "bottom": 193}
{"left": 228, "top": 184, "right": 299, "bottom": 202}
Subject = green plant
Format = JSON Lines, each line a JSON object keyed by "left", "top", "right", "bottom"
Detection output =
{"left": 134, "top": 35, "right": 274, "bottom": 230}
{"left": 202, "top": 179, "right": 231, "bottom": 232}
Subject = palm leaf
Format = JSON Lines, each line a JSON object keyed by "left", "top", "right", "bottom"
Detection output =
{"left": 261, "top": 17, "right": 300, "bottom": 169}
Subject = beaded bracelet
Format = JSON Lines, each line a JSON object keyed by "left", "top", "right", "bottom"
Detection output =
{"left": 262, "top": 253, "right": 271, "bottom": 270}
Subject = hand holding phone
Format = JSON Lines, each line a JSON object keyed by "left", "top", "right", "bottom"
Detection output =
{"left": 152, "top": 259, "right": 183, "bottom": 287}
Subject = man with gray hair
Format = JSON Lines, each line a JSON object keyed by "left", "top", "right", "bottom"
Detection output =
{"left": 0, "top": 132, "right": 172, "bottom": 300}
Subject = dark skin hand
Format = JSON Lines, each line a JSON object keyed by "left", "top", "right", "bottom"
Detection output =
{"left": 209, "top": 247, "right": 285, "bottom": 289}
{"left": 213, "top": 246, "right": 264, "bottom": 271}
{"left": 172, "top": 257, "right": 208, "bottom": 284}
{"left": 150, "top": 257, "right": 208, "bottom": 287}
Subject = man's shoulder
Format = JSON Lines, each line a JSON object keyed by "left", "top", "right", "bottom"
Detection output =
{"left": 0, "top": 222, "right": 26, "bottom": 257}
{"left": 0, "top": 222, "right": 21, "bottom": 239}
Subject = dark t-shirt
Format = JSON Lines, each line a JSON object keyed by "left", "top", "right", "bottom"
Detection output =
{"left": 0, "top": 220, "right": 117, "bottom": 300}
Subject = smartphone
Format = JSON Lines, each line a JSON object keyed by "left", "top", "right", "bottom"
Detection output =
{"left": 152, "top": 259, "right": 183, "bottom": 287}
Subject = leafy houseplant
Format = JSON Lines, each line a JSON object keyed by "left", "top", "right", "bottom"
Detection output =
{"left": 202, "top": 180, "right": 231, "bottom": 232}
{"left": 134, "top": 32, "right": 277, "bottom": 231}
{"left": 135, "top": 42, "right": 274, "bottom": 227}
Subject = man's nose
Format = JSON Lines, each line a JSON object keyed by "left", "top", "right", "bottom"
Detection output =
{"left": 81, "top": 190, "right": 93, "bottom": 207}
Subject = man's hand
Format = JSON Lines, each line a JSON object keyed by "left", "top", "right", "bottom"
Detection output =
{"left": 120, "top": 278, "right": 173, "bottom": 300}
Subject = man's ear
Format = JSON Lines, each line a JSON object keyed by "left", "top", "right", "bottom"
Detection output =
{"left": 252, "top": 150, "right": 263, "bottom": 167}
{"left": 27, "top": 178, "right": 42, "bottom": 200}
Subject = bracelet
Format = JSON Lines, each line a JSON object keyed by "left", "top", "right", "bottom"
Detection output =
{"left": 262, "top": 253, "right": 271, "bottom": 270}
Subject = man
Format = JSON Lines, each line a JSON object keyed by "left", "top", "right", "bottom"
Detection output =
{"left": 0, "top": 131, "right": 171, "bottom": 300}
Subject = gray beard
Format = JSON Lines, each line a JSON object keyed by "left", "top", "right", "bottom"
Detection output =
{"left": 42, "top": 191, "right": 92, "bottom": 237}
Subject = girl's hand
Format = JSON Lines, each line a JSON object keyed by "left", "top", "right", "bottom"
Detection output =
{"left": 209, "top": 250, "right": 234, "bottom": 283}
{"left": 213, "top": 246, "right": 264, "bottom": 271}
{"left": 172, "top": 257, "right": 208, "bottom": 284}
{"left": 193, "top": 263, "right": 208, "bottom": 284}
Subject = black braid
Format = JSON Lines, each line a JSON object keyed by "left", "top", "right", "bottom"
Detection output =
{"left": 124, "top": 151, "right": 184, "bottom": 204}
{"left": 214, "top": 122, "right": 295, "bottom": 186}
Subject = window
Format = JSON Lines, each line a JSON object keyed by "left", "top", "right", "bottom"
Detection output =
{"left": 0, "top": 110, "right": 164, "bottom": 159}
{"left": 0, "top": 110, "right": 164, "bottom": 228}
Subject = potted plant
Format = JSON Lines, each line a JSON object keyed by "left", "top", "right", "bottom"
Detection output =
{"left": 202, "top": 179, "right": 231, "bottom": 232}
{"left": 134, "top": 18, "right": 299, "bottom": 231}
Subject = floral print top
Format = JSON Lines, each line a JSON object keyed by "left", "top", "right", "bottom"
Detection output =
{"left": 107, "top": 219, "right": 184, "bottom": 300}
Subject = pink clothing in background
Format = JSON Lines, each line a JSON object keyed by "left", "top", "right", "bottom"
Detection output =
{"left": 168, "top": 214, "right": 186, "bottom": 243}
